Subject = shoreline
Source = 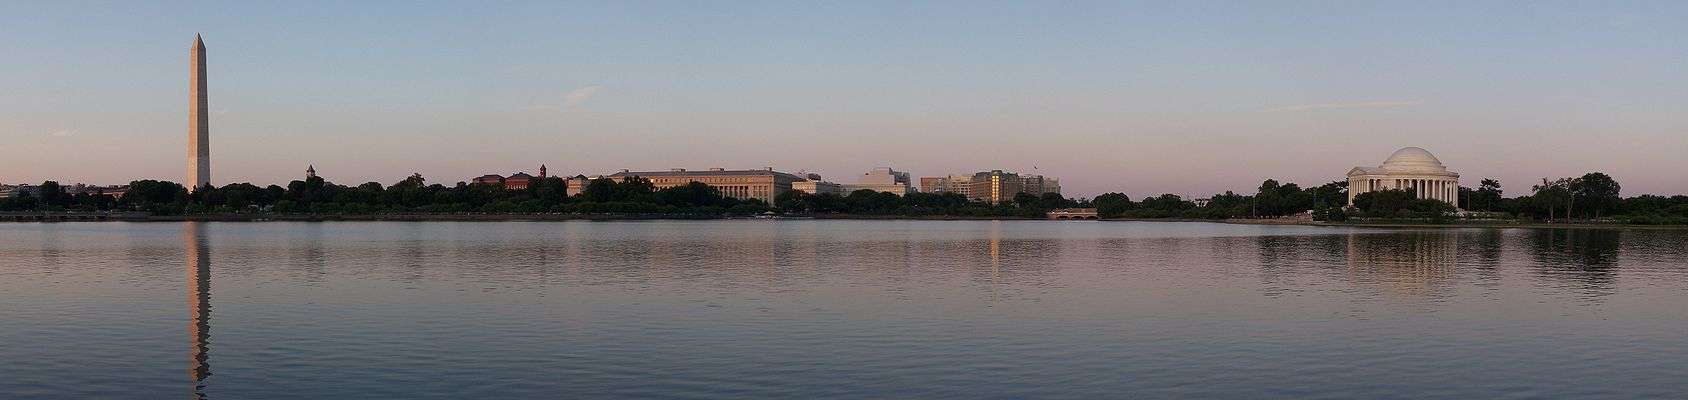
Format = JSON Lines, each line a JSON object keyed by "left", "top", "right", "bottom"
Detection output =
{"left": 3, "top": 212, "right": 1685, "bottom": 229}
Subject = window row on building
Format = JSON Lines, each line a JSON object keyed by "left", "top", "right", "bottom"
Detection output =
{"left": 918, "top": 170, "right": 1061, "bottom": 204}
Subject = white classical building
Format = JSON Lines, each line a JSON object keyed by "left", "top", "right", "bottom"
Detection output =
{"left": 1347, "top": 147, "right": 1460, "bottom": 207}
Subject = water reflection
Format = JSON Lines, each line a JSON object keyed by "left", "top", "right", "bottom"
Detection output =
{"left": 1529, "top": 229, "right": 1622, "bottom": 298}
{"left": 6, "top": 221, "right": 1688, "bottom": 398}
{"left": 1345, "top": 232, "right": 1459, "bottom": 297}
{"left": 185, "top": 222, "right": 211, "bottom": 398}
{"left": 1465, "top": 229, "right": 1505, "bottom": 288}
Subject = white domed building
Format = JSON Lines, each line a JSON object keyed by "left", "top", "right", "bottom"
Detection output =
{"left": 1347, "top": 147, "right": 1461, "bottom": 208}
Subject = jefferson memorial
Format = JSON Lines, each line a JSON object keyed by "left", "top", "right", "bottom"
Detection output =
{"left": 1347, "top": 147, "right": 1460, "bottom": 207}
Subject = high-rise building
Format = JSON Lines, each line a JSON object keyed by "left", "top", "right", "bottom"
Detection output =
{"left": 923, "top": 171, "right": 1061, "bottom": 204}
{"left": 187, "top": 34, "right": 211, "bottom": 191}
{"left": 970, "top": 170, "right": 1022, "bottom": 204}
{"left": 1020, "top": 175, "right": 1061, "bottom": 196}
{"left": 919, "top": 174, "right": 975, "bottom": 198}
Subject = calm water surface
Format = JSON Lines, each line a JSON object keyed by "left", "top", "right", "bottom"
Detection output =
{"left": 2, "top": 221, "right": 1686, "bottom": 399}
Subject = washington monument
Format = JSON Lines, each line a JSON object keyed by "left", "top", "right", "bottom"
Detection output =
{"left": 188, "top": 34, "right": 210, "bottom": 191}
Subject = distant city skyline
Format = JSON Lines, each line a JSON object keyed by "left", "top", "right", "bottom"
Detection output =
{"left": 3, "top": 2, "right": 1687, "bottom": 198}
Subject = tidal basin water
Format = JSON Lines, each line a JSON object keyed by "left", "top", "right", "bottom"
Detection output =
{"left": 2, "top": 221, "right": 1686, "bottom": 399}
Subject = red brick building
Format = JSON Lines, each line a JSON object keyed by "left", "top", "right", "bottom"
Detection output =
{"left": 471, "top": 165, "right": 549, "bottom": 190}
{"left": 471, "top": 174, "right": 506, "bottom": 186}
{"left": 504, "top": 173, "right": 536, "bottom": 190}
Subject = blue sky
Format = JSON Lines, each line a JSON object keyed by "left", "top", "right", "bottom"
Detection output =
{"left": 3, "top": 1, "right": 1685, "bottom": 197}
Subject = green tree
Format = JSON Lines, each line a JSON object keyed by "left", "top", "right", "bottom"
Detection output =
{"left": 580, "top": 178, "right": 618, "bottom": 203}
{"left": 655, "top": 181, "right": 726, "bottom": 207}
{"left": 1471, "top": 179, "right": 1503, "bottom": 211}
{"left": 774, "top": 189, "right": 812, "bottom": 212}
{"left": 1532, "top": 178, "right": 1575, "bottom": 221}
{"left": 36, "top": 181, "right": 68, "bottom": 209}
{"left": 1571, "top": 172, "right": 1620, "bottom": 219}
{"left": 1309, "top": 181, "right": 1348, "bottom": 209}
{"left": 1093, "top": 193, "right": 1133, "bottom": 218}
{"left": 612, "top": 177, "right": 656, "bottom": 202}
{"left": 1352, "top": 189, "right": 1415, "bottom": 216}
{"left": 1140, "top": 194, "right": 1194, "bottom": 211}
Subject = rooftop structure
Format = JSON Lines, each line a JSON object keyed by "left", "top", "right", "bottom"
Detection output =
{"left": 840, "top": 167, "right": 913, "bottom": 196}
{"left": 790, "top": 173, "right": 844, "bottom": 195}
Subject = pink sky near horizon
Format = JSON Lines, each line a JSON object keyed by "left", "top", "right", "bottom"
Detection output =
{"left": 3, "top": 3, "right": 1686, "bottom": 199}
{"left": 5, "top": 104, "right": 1684, "bottom": 199}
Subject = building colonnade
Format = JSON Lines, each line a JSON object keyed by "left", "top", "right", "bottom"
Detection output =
{"left": 1346, "top": 147, "right": 1462, "bottom": 208}
{"left": 1349, "top": 177, "right": 1459, "bottom": 204}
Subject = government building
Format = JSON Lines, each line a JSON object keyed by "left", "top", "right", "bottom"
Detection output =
{"left": 572, "top": 167, "right": 805, "bottom": 203}
{"left": 1347, "top": 147, "right": 1460, "bottom": 207}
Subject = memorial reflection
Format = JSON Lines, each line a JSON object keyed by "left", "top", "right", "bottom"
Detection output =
{"left": 1344, "top": 232, "right": 1459, "bottom": 297}
{"left": 185, "top": 222, "right": 211, "bottom": 399}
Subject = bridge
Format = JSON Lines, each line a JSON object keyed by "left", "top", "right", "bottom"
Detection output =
{"left": 1047, "top": 208, "right": 1099, "bottom": 220}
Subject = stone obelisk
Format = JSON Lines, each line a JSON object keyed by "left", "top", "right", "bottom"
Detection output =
{"left": 188, "top": 34, "right": 211, "bottom": 191}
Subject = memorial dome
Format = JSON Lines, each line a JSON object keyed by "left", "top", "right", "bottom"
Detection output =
{"left": 1380, "top": 147, "right": 1447, "bottom": 173}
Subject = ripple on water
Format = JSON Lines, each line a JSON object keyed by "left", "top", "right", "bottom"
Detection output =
{"left": 1, "top": 221, "right": 1686, "bottom": 399}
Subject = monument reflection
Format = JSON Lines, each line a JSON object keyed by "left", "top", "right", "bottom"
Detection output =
{"left": 1344, "top": 232, "right": 1459, "bottom": 296}
{"left": 185, "top": 222, "right": 211, "bottom": 398}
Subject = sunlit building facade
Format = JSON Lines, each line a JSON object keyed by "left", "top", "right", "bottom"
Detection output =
{"left": 603, "top": 167, "right": 804, "bottom": 203}
{"left": 791, "top": 173, "right": 844, "bottom": 195}
{"left": 1347, "top": 147, "right": 1461, "bottom": 207}
{"left": 840, "top": 167, "right": 913, "bottom": 195}
{"left": 921, "top": 171, "right": 1061, "bottom": 204}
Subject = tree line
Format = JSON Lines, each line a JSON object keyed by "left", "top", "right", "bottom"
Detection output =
{"left": 1454, "top": 172, "right": 1686, "bottom": 224}
{"left": 3, "top": 170, "right": 1685, "bottom": 224}
{"left": 1083, "top": 171, "right": 1686, "bottom": 225}
{"left": 1, "top": 175, "right": 768, "bottom": 215}
{"left": 1088, "top": 180, "right": 1352, "bottom": 220}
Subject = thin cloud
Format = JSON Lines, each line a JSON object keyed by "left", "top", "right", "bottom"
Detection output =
{"left": 525, "top": 85, "right": 605, "bottom": 111}
{"left": 562, "top": 85, "right": 603, "bottom": 109}
{"left": 1267, "top": 100, "right": 1421, "bottom": 112}
{"left": 50, "top": 129, "right": 77, "bottom": 137}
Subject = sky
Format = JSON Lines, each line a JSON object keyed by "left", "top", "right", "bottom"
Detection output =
{"left": 2, "top": 1, "right": 1685, "bottom": 198}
